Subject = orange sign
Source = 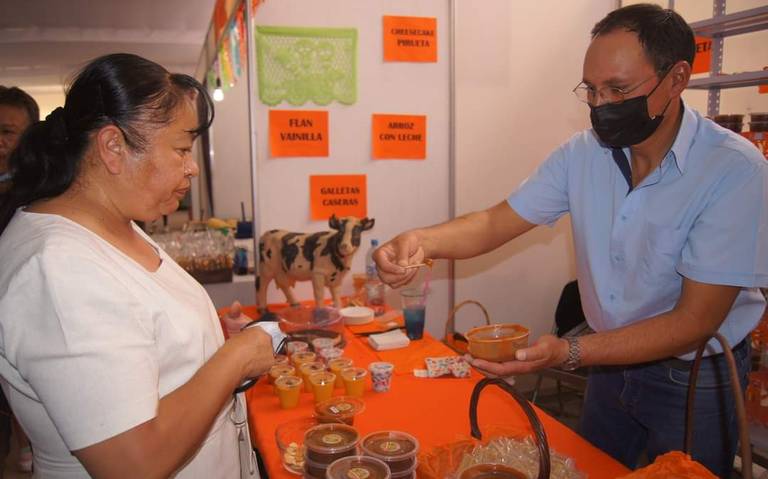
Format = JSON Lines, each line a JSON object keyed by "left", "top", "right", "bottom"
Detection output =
{"left": 269, "top": 110, "right": 329, "bottom": 157}
{"left": 383, "top": 16, "right": 437, "bottom": 62}
{"left": 310, "top": 175, "right": 367, "bottom": 220}
{"left": 691, "top": 36, "right": 712, "bottom": 74}
{"left": 371, "top": 114, "right": 426, "bottom": 160}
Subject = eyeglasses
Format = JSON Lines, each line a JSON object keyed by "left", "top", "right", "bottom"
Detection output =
{"left": 572, "top": 73, "right": 660, "bottom": 106}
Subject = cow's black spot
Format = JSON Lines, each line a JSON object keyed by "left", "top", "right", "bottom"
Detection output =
{"left": 281, "top": 233, "right": 302, "bottom": 271}
{"left": 351, "top": 223, "right": 363, "bottom": 247}
{"left": 255, "top": 275, "right": 261, "bottom": 291}
{"left": 266, "top": 248, "right": 272, "bottom": 259}
{"left": 321, "top": 231, "right": 345, "bottom": 272}
{"left": 302, "top": 232, "right": 325, "bottom": 269}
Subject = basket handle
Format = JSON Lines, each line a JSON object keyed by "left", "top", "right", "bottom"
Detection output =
{"left": 469, "top": 377, "right": 551, "bottom": 479}
{"left": 684, "top": 333, "right": 751, "bottom": 479}
{"left": 445, "top": 300, "right": 491, "bottom": 343}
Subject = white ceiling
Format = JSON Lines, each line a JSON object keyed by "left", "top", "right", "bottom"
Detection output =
{"left": 0, "top": 0, "right": 215, "bottom": 89}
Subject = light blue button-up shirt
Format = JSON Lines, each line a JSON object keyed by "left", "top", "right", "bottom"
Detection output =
{"left": 508, "top": 104, "right": 768, "bottom": 359}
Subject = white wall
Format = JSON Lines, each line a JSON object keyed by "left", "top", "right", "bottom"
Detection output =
{"left": 209, "top": 76, "right": 254, "bottom": 220}
{"left": 451, "top": 1, "right": 616, "bottom": 341}
{"left": 210, "top": 0, "right": 453, "bottom": 335}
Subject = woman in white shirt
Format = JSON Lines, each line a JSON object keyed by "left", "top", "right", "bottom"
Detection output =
{"left": 0, "top": 53, "right": 275, "bottom": 478}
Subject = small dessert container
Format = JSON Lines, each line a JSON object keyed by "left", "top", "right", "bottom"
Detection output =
{"left": 300, "top": 361, "right": 327, "bottom": 392}
{"left": 269, "top": 364, "right": 296, "bottom": 387}
{"left": 275, "top": 416, "right": 318, "bottom": 475}
{"left": 293, "top": 351, "right": 318, "bottom": 368}
{"left": 466, "top": 324, "right": 529, "bottom": 362}
{"left": 275, "top": 375, "right": 303, "bottom": 409}
{"left": 328, "top": 358, "right": 354, "bottom": 388}
{"left": 360, "top": 431, "right": 419, "bottom": 474}
{"left": 309, "top": 371, "right": 337, "bottom": 404}
{"left": 326, "top": 455, "right": 391, "bottom": 479}
{"left": 341, "top": 367, "right": 368, "bottom": 397}
{"left": 314, "top": 396, "right": 365, "bottom": 426}
{"left": 304, "top": 423, "right": 360, "bottom": 465}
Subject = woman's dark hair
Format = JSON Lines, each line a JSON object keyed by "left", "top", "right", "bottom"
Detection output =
{"left": 592, "top": 3, "right": 696, "bottom": 75}
{"left": 0, "top": 86, "right": 40, "bottom": 123}
{"left": 0, "top": 53, "right": 214, "bottom": 233}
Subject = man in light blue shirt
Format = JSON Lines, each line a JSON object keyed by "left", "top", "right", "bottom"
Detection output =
{"left": 374, "top": 3, "right": 767, "bottom": 476}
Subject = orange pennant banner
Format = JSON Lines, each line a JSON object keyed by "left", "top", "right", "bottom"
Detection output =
{"left": 269, "top": 110, "right": 329, "bottom": 157}
{"left": 371, "top": 114, "right": 426, "bottom": 159}
{"left": 310, "top": 175, "right": 367, "bottom": 221}
{"left": 383, "top": 16, "right": 437, "bottom": 63}
{"left": 692, "top": 36, "right": 712, "bottom": 74}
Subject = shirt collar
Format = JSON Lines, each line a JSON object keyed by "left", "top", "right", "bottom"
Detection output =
{"left": 666, "top": 101, "right": 697, "bottom": 175}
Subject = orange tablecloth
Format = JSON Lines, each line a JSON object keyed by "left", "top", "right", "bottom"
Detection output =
{"left": 241, "top": 313, "right": 630, "bottom": 478}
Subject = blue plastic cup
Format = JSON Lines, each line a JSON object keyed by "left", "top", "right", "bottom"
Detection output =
{"left": 401, "top": 288, "right": 427, "bottom": 340}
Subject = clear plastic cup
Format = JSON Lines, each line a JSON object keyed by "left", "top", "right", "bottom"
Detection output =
{"left": 275, "top": 375, "right": 303, "bottom": 409}
{"left": 341, "top": 367, "right": 368, "bottom": 397}
{"left": 300, "top": 361, "right": 327, "bottom": 392}
{"left": 286, "top": 340, "right": 309, "bottom": 356}
{"left": 293, "top": 351, "right": 318, "bottom": 368}
{"left": 268, "top": 364, "right": 295, "bottom": 387}
{"left": 312, "top": 337, "right": 335, "bottom": 351}
{"left": 309, "top": 371, "right": 336, "bottom": 404}
{"left": 328, "top": 358, "right": 354, "bottom": 388}
{"left": 319, "top": 346, "right": 344, "bottom": 364}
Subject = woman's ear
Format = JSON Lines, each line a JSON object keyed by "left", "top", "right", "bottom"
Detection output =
{"left": 95, "top": 125, "right": 127, "bottom": 175}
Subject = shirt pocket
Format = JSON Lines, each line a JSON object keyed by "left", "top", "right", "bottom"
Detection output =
{"left": 640, "top": 222, "right": 687, "bottom": 283}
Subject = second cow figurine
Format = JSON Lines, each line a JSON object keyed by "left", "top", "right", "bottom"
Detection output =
{"left": 257, "top": 215, "right": 375, "bottom": 312}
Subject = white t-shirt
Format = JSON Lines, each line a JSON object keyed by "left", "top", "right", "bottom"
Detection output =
{"left": 0, "top": 210, "right": 240, "bottom": 478}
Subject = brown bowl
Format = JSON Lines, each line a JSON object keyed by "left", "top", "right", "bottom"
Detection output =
{"left": 459, "top": 463, "right": 527, "bottom": 479}
{"left": 466, "top": 324, "right": 529, "bottom": 362}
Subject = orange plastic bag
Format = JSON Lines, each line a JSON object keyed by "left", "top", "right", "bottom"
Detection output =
{"left": 618, "top": 452, "right": 716, "bottom": 479}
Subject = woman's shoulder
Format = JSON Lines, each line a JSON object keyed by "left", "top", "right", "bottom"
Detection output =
{"left": 0, "top": 211, "right": 112, "bottom": 279}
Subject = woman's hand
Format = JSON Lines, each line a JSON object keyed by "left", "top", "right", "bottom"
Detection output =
{"left": 226, "top": 325, "right": 276, "bottom": 380}
{"left": 465, "top": 335, "right": 569, "bottom": 376}
{"left": 220, "top": 300, "right": 252, "bottom": 336}
{"left": 373, "top": 231, "right": 426, "bottom": 288}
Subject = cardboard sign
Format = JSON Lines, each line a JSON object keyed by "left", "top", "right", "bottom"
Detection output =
{"left": 692, "top": 36, "right": 712, "bottom": 74}
{"left": 310, "top": 175, "right": 367, "bottom": 220}
{"left": 371, "top": 114, "right": 426, "bottom": 159}
{"left": 269, "top": 110, "right": 329, "bottom": 157}
{"left": 383, "top": 16, "right": 437, "bottom": 62}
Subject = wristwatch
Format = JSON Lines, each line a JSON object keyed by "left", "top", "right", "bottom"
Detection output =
{"left": 560, "top": 337, "right": 582, "bottom": 371}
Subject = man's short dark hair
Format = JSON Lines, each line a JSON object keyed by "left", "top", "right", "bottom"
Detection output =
{"left": 592, "top": 3, "right": 696, "bottom": 75}
{"left": 0, "top": 86, "right": 40, "bottom": 123}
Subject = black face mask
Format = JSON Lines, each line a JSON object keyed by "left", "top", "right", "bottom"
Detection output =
{"left": 589, "top": 73, "right": 672, "bottom": 148}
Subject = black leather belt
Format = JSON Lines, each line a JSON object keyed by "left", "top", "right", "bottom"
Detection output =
{"left": 658, "top": 338, "right": 748, "bottom": 371}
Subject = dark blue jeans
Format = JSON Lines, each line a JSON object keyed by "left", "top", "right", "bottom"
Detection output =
{"left": 578, "top": 340, "right": 750, "bottom": 478}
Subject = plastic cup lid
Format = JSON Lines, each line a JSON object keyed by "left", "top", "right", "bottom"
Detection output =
{"left": 341, "top": 367, "right": 367, "bottom": 380}
{"left": 326, "top": 455, "right": 391, "bottom": 479}
{"left": 304, "top": 423, "right": 359, "bottom": 454}
{"left": 275, "top": 375, "right": 302, "bottom": 388}
{"left": 361, "top": 431, "right": 420, "bottom": 461}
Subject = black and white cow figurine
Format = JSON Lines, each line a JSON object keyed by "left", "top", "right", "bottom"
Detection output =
{"left": 257, "top": 215, "right": 375, "bottom": 312}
